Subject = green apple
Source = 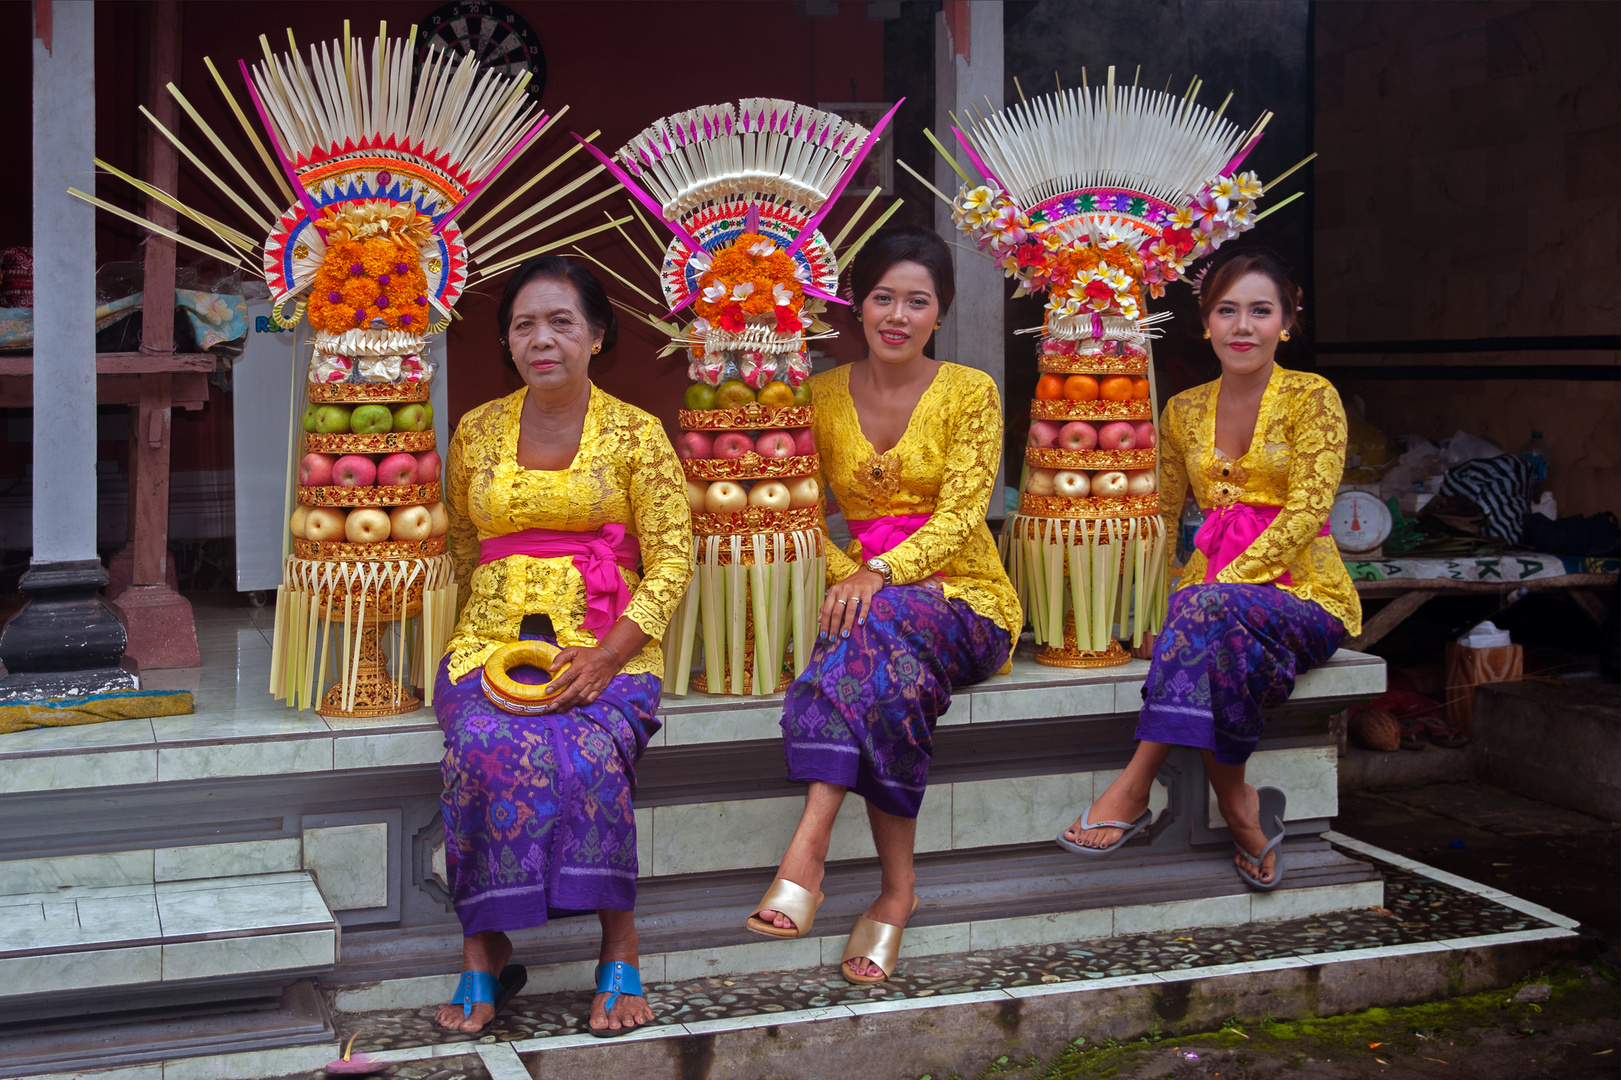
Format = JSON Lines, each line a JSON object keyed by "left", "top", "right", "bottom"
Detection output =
{"left": 391, "top": 403, "right": 429, "bottom": 432}
{"left": 350, "top": 404, "right": 394, "bottom": 434}
{"left": 423, "top": 401, "right": 434, "bottom": 428}
{"left": 302, "top": 404, "right": 320, "bottom": 432}
{"left": 312, "top": 405, "right": 353, "bottom": 434}
{"left": 791, "top": 381, "right": 811, "bottom": 407}
{"left": 684, "top": 382, "right": 717, "bottom": 410}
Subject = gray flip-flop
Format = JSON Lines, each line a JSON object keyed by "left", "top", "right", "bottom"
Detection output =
{"left": 1234, "top": 786, "right": 1287, "bottom": 891}
{"left": 1055, "top": 805, "right": 1152, "bottom": 855}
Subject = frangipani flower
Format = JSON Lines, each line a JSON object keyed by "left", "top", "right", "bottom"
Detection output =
{"left": 772, "top": 282, "right": 794, "bottom": 307}
{"left": 748, "top": 238, "right": 777, "bottom": 258}
{"left": 702, "top": 283, "right": 728, "bottom": 304}
{"left": 1170, "top": 206, "right": 1197, "bottom": 230}
{"left": 731, "top": 281, "right": 755, "bottom": 300}
{"left": 1234, "top": 171, "right": 1264, "bottom": 200}
{"left": 1208, "top": 177, "right": 1236, "bottom": 208}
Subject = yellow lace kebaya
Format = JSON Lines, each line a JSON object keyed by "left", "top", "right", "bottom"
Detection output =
{"left": 1157, "top": 365, "right": 1362, "bottom": 637}
{"left": 809, "top": 362, "right": 1022, "bottom": 655}
{"left": 442, "top": 385, "right": 694, "bottom": 682}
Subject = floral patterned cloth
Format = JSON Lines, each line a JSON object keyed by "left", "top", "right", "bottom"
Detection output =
{"left": 1135, "top": 583, "right": 1345, "bottom": 765}
{"left": 781, "top": 584, "right": 1011, "bottom": 818}
{"left": 1158, "top": 365, "right": 1361, "bottom": 636}
{"left": 434, "top": 640, "right": 661, "bottom": 935}
{"left": 443, "top": 385, "right": 693, "bottom": 682}
{"left": 808, "top": 362, "right": 1021, "bottom": 654}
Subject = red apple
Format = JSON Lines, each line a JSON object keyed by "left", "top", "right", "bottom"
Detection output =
{"left": 793, "top": 428, "right": 817, "bottom": 457}
{"left": 1053, "top": 470, "right": 1091, "bottom": 498}
{"left": 754, "top": 430, "right": 797, "bottom": 459}
{"left": 415, "top": 449, "right": 443, "bottom": 484}
{"left": 1057, "top": 421, "right": 1098, "bottom": 451}
{"left": 1131, "top": 421, "right": 1157, "bottom": 449}
{"left": 389, "top": 504, "right": 433, "bottom": 541}
{"left": 376, "top": 452, "right": 418, "bottom": 487}
{"left": 424, "top": 502, "right": 449, "bottom": 537}
{"left": 1027, "top": 420, "right": 1062, "bottom": 449}
{"left": 299, "top": 452, "right": 337, "bottom": 487}
{"left": 303, "top": 507, "right": 347, "bottom": 542}
{"left": 1025, "top": 468, "right": 1058, "bottom": 496}
{"left": 677, "top": 431, "right": 715, "bottom": 460}
{"left": 713, "top": 432, "right": 754, "bottom": 459}
{"left": 345, "top": 506, "right": 392, "bottom": 543}
{"left": 686, "top": 479, "right": 708, "bottom": 513}
{"left": 1092, "top": 470, "right": 1129, "bottom": 497}
{"left": 703, "top": 480, "right": 748, "bottom": 515}
{"left": 332, "top": 454, "right": 378, "bottom": 488}
{"left": 289, "top": 505, "right": 312, "bottom": 538}
{"left": 749, "top": 480, "right": 791, "bottom": 511}
{"left": 1125, "top": 469, "right": 1158, "bottom": 495}
{"left": 786, "top": 476, "right": 820, "bottom": 508}
{"left": 1097, "top": 422, "right": 1137, "bottom": 451}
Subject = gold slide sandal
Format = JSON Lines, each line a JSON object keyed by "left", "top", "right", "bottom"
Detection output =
{"left": 745, "top": 878, "right": 825, "bottom": 940}
{"left": 839, "top": 894, "right": 919, "bottom": 985}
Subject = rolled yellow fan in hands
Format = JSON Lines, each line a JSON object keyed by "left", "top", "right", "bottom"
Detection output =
{"left": 480, "top": 640, "right": 572, "bottom": 715}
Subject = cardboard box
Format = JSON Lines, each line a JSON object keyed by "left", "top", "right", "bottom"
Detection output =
{"left": 1445, "top": 642, "right": 1524, "bottom": 733}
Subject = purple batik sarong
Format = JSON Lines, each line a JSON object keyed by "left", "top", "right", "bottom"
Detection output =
{"left": 434, "top": 635, "right": 661, "bottom": 935}
{"left": 1136, "top": 583, "right": 1345, "bottom": 765}
{"left": 781, "top": 584, "right": 1011, "bottom": 818}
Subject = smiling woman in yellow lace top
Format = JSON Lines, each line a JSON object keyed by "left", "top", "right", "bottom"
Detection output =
{"left": 1062, "top": 249, "right": 1359, "bottom": 897}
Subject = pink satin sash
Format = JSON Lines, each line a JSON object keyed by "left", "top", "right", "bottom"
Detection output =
{"left": 1194, "top": 504, "right": 1330, "bottom": 585}
{"left": 479, "top": 524, "right": 640, "bottom": 633}
{"left": 846, "top": 514, "right": 931, "bottom": 563}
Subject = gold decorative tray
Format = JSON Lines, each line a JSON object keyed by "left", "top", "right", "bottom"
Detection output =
{"left": 307, "top": 381, "right": 431, "bottom": 403}
{"left": 682, "top": 454, "right": 819, "bottom": 481}
{"left": 679, "top": 404, "right": 814, "bottom": 430}
{"left": 292, "top": 536, "right": 449, "bottom": 561}
{"left": 1037, "top": 354, "right": 1150, "bottom": 376}
{"left": 304, "top": 430, "right": 437, "bottom": 454}
{"left": 296, "top": 482, "right": 442, "bottom": 508}
{"left": 1029, "top": 399, "right": 1152, "bottom": 423}
{"left": 1016, "top": 492, "right": 1162, "bottom": 520}
{"left": 1024, "top": 447, "right": 1157, "bottom": 471}
{"left": 690, "top": 505, "right": 823, "bottom": 536}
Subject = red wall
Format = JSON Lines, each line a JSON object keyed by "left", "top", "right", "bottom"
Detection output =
{"left": 4, "top": 0, "right": 887, "bottom": 478}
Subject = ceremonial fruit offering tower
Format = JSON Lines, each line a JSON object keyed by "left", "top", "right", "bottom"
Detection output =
{"left": 936, "top": 69, "right": 1301, "bottom": 666}
{"left": 80, "top": 24, "right": 617, "bottom": 715}
{"left": 585, "top": 99, "right": 902, "bottom": 695}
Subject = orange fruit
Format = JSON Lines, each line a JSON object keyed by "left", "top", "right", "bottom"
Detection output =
{"left": 1099, "top": 375, "right": 1134, "bottom": 402}
{"left": 1130, "top": 376, "right": 1150, "bottom": 400}
{"left": 1035, "top": 374, "right": 1066, "bottom": 401}
{"left": 1063, "top": 374, "right": 1099, "bottom": 401}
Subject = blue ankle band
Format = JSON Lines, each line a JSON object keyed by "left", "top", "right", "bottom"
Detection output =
{"left": 450, "top": 970, "right": 501, "bottom": 1017}
{"left": 594, "top": 961, "right": 642, "bottom": 1014}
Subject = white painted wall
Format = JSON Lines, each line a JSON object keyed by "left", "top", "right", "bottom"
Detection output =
{"left": 30, "top": 1, "right": 98, "bottom": 565}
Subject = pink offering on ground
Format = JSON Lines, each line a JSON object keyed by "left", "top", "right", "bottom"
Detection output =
{"left": 677, "top": 431, "right": 716, "bottom": 460}
{"left": 322, "top": 1055, "right": 380, "bottom": 1075}
{"left": 375, "top": 452, "right": 418, "bottom": 487}
{"left": 754, "top": 430, "right": 797, "bottom": 459}
{"left": 793, "top": 428, "right": 817, "bottom": 457}
{"left": 298, "top": 452, "right": 336, "bottom": 487}
{"left": 414, "top": 449, "right": 443, "bottom": 484}
{"left": 712, "top": 432, "right": 754, "bottom": 459}
{"left": 1131, "top": 421, "right": 1157, "bottom": 449}
{"left": 1097, "top": 422, "right": 1136, "bottom": 451}
{"left": 1027, "top": 420, "right": 1062, "bottom": 448}
{"left": 1057, "top": 421, "right": 1098, "bottom": 450}
{"left": 331, "top": 454, "right": 378, "bottom": 488}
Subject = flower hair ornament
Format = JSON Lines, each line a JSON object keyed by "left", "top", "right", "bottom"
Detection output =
{"left": 73, "top": 23, "right": 619, "bottom": 717}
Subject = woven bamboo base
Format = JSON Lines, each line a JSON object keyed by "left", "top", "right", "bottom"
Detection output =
{"left": 316, "top": 624, "right": 421, "bottom": 718}
{"left": 1036, "top": 636, "right": 1130, "bottom": 669}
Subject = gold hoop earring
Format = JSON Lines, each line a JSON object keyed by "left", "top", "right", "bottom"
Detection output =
{"left": 1202, "top": 329, "right": 1211, "bottom": 340}
{"left": 1279, "top": 330, "right": 1290, "bottom": 342}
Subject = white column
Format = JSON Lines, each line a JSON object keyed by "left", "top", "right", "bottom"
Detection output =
{"left": 31, "top": 0, "right": 97, "bottom": 565}
{"left": 933, "top": 1, "right": 1006, "bottom": 514}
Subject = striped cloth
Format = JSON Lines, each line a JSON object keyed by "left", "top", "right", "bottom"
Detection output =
{"left": 1439, "top": 455, "right": 1530, "bottom": 544}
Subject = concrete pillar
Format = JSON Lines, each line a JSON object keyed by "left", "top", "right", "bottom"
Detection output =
{"left": 933, "top": 1, "right": 1006, "bottom": 516}
{"left": 0, "top": 1, "right": 135, "bottom": 701}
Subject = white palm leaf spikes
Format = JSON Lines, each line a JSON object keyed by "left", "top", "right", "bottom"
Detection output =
{"left": 962, "top": 74, "right": 1270, "bottom": 210}
{"left": 615, "top": 99, "right": 872, "bottom": 223}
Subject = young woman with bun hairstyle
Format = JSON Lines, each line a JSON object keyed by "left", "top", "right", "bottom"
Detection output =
{"left": 1059, "top": 249, "right": 1361, "bottom": 890}
{"left": 745, "top": 225, "right": 1020, "bottom": 984}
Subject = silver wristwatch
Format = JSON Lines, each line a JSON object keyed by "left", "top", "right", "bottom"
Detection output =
{"left": 864, "top": 556, "right": 892, "bottom": 588}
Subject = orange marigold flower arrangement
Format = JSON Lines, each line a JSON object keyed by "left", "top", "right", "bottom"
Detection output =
{"left": 305, "top": 204, "right": 434, "bottom": 334}
{"left": 693, "top": 232, "right": 803, "bottom": 325}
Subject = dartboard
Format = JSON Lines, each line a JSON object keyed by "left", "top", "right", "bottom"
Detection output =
{"left": 415, "top": 2, "right": 545, "bottom": 101}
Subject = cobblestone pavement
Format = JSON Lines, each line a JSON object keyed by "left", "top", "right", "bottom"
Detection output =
{"left": 299, "top": 848, "right": 1556, "bottom": 1077}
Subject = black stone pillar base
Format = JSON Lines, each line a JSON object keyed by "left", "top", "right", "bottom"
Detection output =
{"left": 0, "top": 559, "right": 137, "bottom": 703}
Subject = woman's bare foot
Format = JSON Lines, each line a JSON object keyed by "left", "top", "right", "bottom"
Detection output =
{"left": 1220, "top": 783, "right": 1276, "bottom": 885}
{"left": 589, "top": 910, "right": 654, "bottom": 1035}
{"left": 1063, "top": 779, "right": 1150, "bottom": 850}
{"left": 843, "top": 876, "right": 916, "bottom": 980}
{"left": 756, "top": 832, "right": 829, "bottom": 932}
{"left": 434, "top": 931, "right": 512, "bottom": 1033}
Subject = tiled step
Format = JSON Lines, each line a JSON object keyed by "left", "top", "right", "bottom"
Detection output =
{"left": 0, "top": 871, "right": 337, "bottom": 1022}
{"left": 328, "top": 834, "right": 1382, "bottom": 1011}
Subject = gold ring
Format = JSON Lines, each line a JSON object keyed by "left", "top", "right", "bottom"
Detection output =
{"left": 481, "top": 640, "right": 571, "bottom": 714}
